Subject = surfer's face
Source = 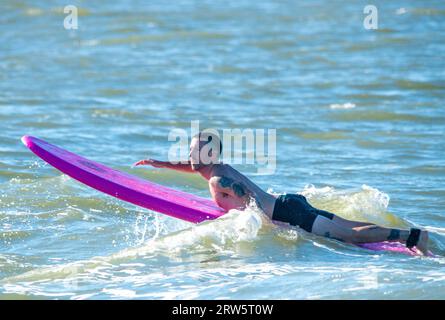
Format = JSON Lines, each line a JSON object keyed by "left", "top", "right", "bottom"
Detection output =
{"left": 189, "top": 135, "right": 221, "bottom": 171}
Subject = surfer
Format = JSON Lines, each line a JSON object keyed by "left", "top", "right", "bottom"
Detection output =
{"left": 134, "top": 132, "right": 429, "bottom": 255}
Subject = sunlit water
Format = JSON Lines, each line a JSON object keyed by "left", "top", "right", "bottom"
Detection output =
{"left": 1, "top": 0, "right": 445, "bottom": 299}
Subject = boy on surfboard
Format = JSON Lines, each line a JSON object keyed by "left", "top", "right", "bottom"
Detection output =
{"left": 134, "top": 131, "right": 429, "bottom": 255}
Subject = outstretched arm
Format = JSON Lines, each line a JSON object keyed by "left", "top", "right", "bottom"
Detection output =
{"left": 133, "top": 159, "right": 194, "bottom": 173}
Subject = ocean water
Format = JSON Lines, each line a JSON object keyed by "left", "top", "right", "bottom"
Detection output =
{"left": 1, "top": 0, "right": 445, "bottom": 299}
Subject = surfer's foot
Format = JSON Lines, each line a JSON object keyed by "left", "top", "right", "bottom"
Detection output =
{"left": 415, "top": 230, "right": 429, "bottom": 256}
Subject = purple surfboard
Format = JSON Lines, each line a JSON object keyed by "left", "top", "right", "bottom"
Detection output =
{"left": 357, "top": 242, "right": 421, "bottom": 256}
{"left": 21, "top": 135, "right": 428, "bottom": 256}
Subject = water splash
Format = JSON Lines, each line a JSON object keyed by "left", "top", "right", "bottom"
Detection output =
{"left": 300, "top": 184, "right": 406, "bottom": 227}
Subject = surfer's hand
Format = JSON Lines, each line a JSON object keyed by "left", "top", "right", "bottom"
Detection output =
{"left": 133, "top": 159, "right": 164, "bottom": 168}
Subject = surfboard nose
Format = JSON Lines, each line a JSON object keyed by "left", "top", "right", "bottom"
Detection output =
{"left": 21, "top": 135, "right": 32, "bottom": 147}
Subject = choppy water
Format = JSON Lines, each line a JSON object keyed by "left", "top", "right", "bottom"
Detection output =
{"left": 1, "top": 0, "right": 445, "bottom": 299}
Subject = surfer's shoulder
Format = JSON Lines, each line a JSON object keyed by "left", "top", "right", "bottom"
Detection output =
{"left": 210, "top": 163, "right": 234, "bottom": 176}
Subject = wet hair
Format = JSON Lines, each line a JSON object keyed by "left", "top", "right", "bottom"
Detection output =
{"left": 192, "top": 131, "right": 222, "bottom": 155}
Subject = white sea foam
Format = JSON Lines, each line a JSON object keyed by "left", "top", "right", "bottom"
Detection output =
{"left": 111, "top": 206, "right": 265, "bottom": 260}
{"left": 329, "top": 103, "right": 356, "bottom": 110}
{"left": 396, "top": 8, "right": 407, "bottom": 15}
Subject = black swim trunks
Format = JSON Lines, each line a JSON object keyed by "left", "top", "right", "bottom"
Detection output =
{"left": 272, "top": 194, "right": 335, "bottom": 232}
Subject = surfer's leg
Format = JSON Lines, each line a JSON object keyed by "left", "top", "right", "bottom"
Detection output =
{"left": 331, "top": 215, "right": 375, "bottom": 228}
{"left": 416, "top": 231, "right": 429, "bottom": 255}
{"left": 312, "top": 218, "right": 430, "bottom": 255}
{"left": 312, "top": 216, "right": 409, "bottom": 244}
{"left": 310, "top": 216, "right": 354, "bottom": 242}
{"left": 351, "top": 225, "right": 429, "bottom": 255}
{"left": 351, "top": 225, "right": 411, "bottom": 243}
